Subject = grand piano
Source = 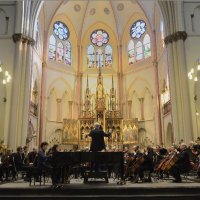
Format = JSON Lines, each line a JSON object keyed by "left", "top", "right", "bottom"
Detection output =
{"left": 53, "top": 151, "right": 124, "bottom": 184}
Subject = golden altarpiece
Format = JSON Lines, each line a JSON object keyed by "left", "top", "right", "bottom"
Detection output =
{"left": 62, "top": 68, "right": 139, "bottom": 150}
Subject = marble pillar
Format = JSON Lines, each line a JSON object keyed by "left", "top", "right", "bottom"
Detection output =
{"left": 8, "top": 34, "right": 35, "bottom": 149}
{"left": 152, "top": 30, "right": 163, "bottom": 145}
{"left": 39, "top": 62, "right": 47, "bottom": 145}
{"left": 127, "top": 100, "right": 132, "bottom": 119}
{"left": 139, "top": 98, "right": 144, "bottom": 121}
{"left": 165, "top": 31, "right": 193, "bottom": 142}
{"left": 68, "top": 100, "right": 73, "bottom": 119}
{"left": 56, "top": 98, "right": 62, "bottom": 122}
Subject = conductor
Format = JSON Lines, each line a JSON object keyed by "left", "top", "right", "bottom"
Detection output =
{"left": 86, "top": 122, "right": 111, "bottom": 152}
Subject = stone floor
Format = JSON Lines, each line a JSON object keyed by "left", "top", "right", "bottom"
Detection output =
{"left": 0, "top": 177, "right": 199, "bottom": 189}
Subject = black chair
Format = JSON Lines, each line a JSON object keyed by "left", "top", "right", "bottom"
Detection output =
{"left": 28, "top": 166, "right": 48, "bottom": 186}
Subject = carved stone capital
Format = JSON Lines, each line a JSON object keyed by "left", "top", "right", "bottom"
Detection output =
{"left": 12, "top": 33, "right": 35, "bottom": 46}
{"left": 56, "top": 98, "right": 62, "bottom": 103}
{"left": 164, "top": 31, "right": 187, "bottom": 46}
{"left": 42, "top": 62, "right": 47, "bottom": 68}
{"left": 139, "top": 98, "right": 144, "bottom": 102}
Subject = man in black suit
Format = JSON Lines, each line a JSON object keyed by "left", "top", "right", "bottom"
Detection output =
{"left": 86, "top": 123, "right": 111, "bottom": 172}
{"left": 86, "top": 123, "right": 111, "bottom": 152}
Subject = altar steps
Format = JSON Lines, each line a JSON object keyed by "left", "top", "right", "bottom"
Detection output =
{"left": 0, "top": 185, "right": 200, "bottom": 200}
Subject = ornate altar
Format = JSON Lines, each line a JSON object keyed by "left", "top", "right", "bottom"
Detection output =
{"left": 63, "top": 119, "right": 78, "bottom": 144}
{"left": 122, "top": 119, "right": 139, "bottom": 144}
{"left": 62, "top": 67, "right": 139, "bottom": 149}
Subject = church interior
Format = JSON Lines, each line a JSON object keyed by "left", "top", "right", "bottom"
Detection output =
{"left": 0, "top": 0, "right": 200, "bottom": 199}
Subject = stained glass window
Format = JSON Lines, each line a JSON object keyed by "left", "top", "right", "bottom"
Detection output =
{"left": 90, "top": 29, "right": 109, "bottom": 47}
{"left": 136, "top": 41, "right": 143, "bottom": 61}
{"left": 49, "top": 35, "right": 56, "bottom": 61}
{"left": 53, "top": 21, "right": 69, "bottom": 41}
{"left": 130, "top": 20, "right": 146, "bottom": 39}
{"left": 128, "top": 40, "right": 135, "bottom": 65}
{"left": 143, "top": 34, "right": 151, "bottom": 58}
{"left": 57, "top": 42, "right": 64, "bottom": 62}
{"left": 65, "top": 41, "right": 71, "bottom": 65}
{"left": 105, "top": 45, "right": 112, "bottom": 67}
{"left": 87, "top": 45, "right": 95, "bottom": 68}
{"left": 96, "top": 48, "right": 104, "bottom": 67}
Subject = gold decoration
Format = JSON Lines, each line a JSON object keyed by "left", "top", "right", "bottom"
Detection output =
{"left": 164, "top": 31, "right": 187, "bottom": 46}
{"left": 12, "top": 33, "right": 35, "bottom": 46}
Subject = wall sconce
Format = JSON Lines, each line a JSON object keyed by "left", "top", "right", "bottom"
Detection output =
{"left": 0, "top": 60, "right": 11, "bottom": 85}
{"left": 188, "top": 58, "right": 200, "bottom": 82}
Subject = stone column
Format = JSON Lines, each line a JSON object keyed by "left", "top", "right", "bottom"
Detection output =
{"left": 127, "top": 100, "right": 132, "bottom": 119}
{"left": 165, "top": 31, "right": 193, "bottom": 142}
{"left": 8, "top": 37, "right": 22, "bottom": 148}
{"left": 39, "top": 62, "right": 47, "bottom": 145}
{"left": 118, "top": 44, "right": 123, "bottom": 114}
{"left": 68, "top": 100, "right": 73, "bottom": 119}
{"left": 77, "top": 73, "right": 82, "bottom": 117}
{"left": 8, "top": 34, "right": 34, "bottom": 149}
{"left": 139, "top": 98, "right": 144, "bottom": 121}
{"left": 77, "top": 45, "right": 82, "bottom": 117}
{"left": 56, "top": 98, "right": 62, "bottom": 122}
{"left": 21, "top": 38, "right": 34, "bottom": 145}
{"left": 152, "top": 30, "right": 163, "bottom": 145}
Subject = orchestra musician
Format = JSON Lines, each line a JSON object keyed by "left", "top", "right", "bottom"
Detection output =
{"left": 169, "top": 143, "right": 190, "bottom": 182}
{"left": 134, "top": 146, "right": 154, "bottom": 183}
{"left": 13, "top": 146, "right": 25, "bottom": 172}
{"left": 125, "top": 145, "right": 142, "bottom": 181}
{"left": 38, "top": 142, "right": 61, "bottom": 188}
{"left": 28, "top": 147, "right": 38, "bottom": 166}
{"left": 0, "top": 149, "right": 16, "bottom": 181}
{"left": 37, "top": 142, "right": 51, "bottom": 169}
{"left": 23, "top": 146, "right": 30, "bottom": 165}
{"left": 153, "top": 145, "right": 164, "bottom": 167}
{"left": 2, "top": 149, "right": 16, "bottom": 181}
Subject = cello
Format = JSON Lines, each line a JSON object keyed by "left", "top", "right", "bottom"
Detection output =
{"left": 161, "top": 152, "right": 179, "bottom": 172}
